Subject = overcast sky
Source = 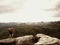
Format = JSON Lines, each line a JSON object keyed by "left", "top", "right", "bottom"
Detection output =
{"left": 0, "top": 0, "right": 60, "bottom": 23}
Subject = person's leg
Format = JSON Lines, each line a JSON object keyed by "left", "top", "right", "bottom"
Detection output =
{"left": 11, "top": 34, "right": 13, "bottom": 38}
{"left": 9, "top": 32, "right": 13, "bottom": 39}
{"left": 9, "top": 31, "right": 11, "bottom": 38}
{"left": 9, "top": 31, "right": 14, "bottom": 39}
{"left": 9, "top": 34, "right": 11, "bottom": 38}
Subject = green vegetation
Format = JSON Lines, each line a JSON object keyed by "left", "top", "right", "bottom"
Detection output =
{"left": 0, "top": 21, "right": 60, "bottom": 39}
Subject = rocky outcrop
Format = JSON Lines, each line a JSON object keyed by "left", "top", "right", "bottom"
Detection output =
{"left": 16, "top": 35, "right": 34, "bottom": 45}
{"left": 0, "top": 35, "right": 34, "bottom": 45}
{"left": 0, "top": 34, "right": 60, "bottom": 45}
{"left": 0, "top": 38, "right": 16, "bottom": 45}
{"left": 34, "top": 34, "right": 60, "bottom": 45}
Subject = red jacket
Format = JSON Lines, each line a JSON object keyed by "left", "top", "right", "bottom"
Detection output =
{"left": 8, "top": 27, "right": 14, "bottom": 32}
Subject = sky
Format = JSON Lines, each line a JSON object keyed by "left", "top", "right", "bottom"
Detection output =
{"left": 0, "top": 0, "right": 60, "bottom": 23}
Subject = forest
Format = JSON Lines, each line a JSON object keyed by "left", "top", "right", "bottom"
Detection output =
{"left": 0, "top": 21, "right": 60, "bottom": 39}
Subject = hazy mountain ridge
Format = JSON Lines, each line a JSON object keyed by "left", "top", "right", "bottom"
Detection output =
{"left": 0, "top": 21, "right": 60, "bottom": 39}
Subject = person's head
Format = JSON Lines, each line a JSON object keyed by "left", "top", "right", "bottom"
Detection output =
{"left": 8, "top": 27, "right": 14, "bottom": 30}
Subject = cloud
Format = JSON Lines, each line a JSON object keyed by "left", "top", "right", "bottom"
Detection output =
{"left": 0, "top": 5, "right": 14, "bottom": 13}
{"left": 54, "top": 3, "right": 60, "bottom": 17}
{"left": 54, "top": 11, "right": 60, "bottom": 17}
{"left": 45, "top": 0, "right": 60, "bottom": 17}
{"left": 45, "top": 4, "right": 60, "bottom": 11}
{"left": 0, "top": 0, "right": 26, "bottom": 13}
{"left": 53, "top": 3, "right": 60, "bottom": 17}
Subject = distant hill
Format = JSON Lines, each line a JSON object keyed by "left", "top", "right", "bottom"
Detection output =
{"left": 0, "top": 21, "right": 60, "bottom": 39}
{"left": 0, "top": 22, "right": 19, "bottom": 28}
